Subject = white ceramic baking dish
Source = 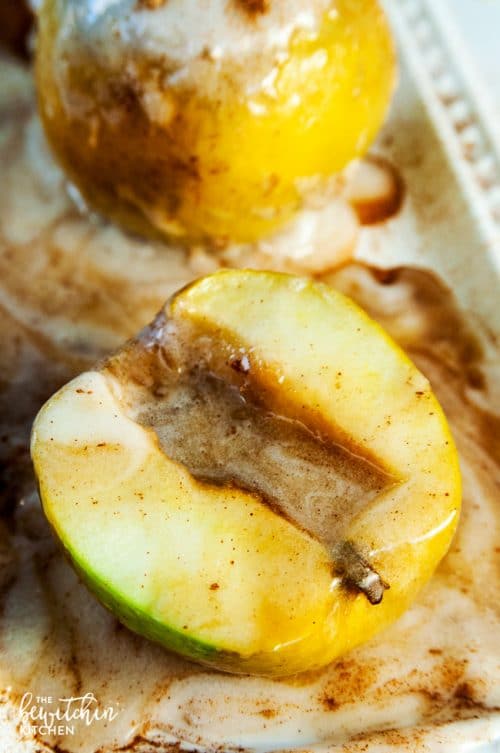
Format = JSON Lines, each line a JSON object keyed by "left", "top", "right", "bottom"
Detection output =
{"left": 0, "top": 1, "right": 499, "bottom": 751}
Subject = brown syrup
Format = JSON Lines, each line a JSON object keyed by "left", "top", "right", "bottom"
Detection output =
{"left": 108, "top": 330, "right": 391, "bottom": 550}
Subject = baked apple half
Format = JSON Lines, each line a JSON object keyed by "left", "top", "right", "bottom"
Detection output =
{"left": 35, "top": 0, "right": 396, "bottom": 244}
{"left": 31, "top": 271, "right": 461, "bottom": 676}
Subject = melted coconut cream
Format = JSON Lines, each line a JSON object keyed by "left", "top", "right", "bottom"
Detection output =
{"left": 45, "top": 0, "right": 332, "bottom": 91}
{"left": 0, "top": 58, "right": 499, "bottom": 753}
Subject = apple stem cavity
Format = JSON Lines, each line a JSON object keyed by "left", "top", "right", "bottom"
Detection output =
{"left": 334, "top": 541, "right": 389, "bottom": 605}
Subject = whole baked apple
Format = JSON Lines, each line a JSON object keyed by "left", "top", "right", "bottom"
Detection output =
{"left": 35, "top": 0, "right": 396, "bottom": 244}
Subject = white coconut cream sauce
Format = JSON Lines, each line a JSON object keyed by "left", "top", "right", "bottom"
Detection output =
{"left": 0, "top": 59, "right": 499, "bottom": 753}
{"left": 46, "top": 0, "right": 331, "bottom": 87}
